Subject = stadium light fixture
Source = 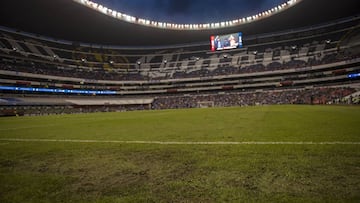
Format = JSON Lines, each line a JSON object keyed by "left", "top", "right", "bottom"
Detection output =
{"left": 73, "top": 0, "right": 303, "bottom": 30}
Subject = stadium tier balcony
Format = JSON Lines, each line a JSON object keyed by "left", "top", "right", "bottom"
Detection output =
{"left": 0, "top": 16, "right": 359, "bottom": 81}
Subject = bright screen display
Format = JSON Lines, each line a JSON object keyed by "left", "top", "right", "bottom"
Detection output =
{"left": 210, "top": 32, "right": 242, "bottom": 51}
{"left": 0, "top": 86, "right": 117, "bottom": 95}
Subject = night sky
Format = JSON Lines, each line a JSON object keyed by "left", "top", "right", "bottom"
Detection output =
{"left": 95, "top": 0, "right": 286, "bottom": 24}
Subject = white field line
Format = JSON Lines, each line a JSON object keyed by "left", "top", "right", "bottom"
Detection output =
{"left": 0, "top": 138, "right": 359, "bottom": 145}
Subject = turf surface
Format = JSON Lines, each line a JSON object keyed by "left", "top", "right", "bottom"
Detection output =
{"left": 0, "top": 105, "right": 359, "bottom": 202}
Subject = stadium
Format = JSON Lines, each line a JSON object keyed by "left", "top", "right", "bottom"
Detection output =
{"left": 0, "top": 0, "right": 359, "bottom": 202}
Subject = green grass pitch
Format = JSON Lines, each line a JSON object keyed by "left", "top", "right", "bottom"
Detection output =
{"left": 0, "top": 105, "right": 359, "bottom": 202}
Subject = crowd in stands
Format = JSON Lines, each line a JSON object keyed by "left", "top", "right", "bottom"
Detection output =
{"left": 1, "top": 87, "right": 357, "bottom": 116}
{"left": 152, "top": 87, "right": 356, "bottom": 109}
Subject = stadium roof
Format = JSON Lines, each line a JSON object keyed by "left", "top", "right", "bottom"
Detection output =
{"left": 0, "top": 0, "right": 359, "bottom": 46}
{"left": 72, "top": 0, "right": 299, "bottom": 30}
{"left": 90, "top": 0, "right": 289, "bottom": 25}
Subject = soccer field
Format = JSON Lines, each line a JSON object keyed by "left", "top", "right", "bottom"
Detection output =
{"left": 0, "top": 105, "right": 359, "bottom": 202}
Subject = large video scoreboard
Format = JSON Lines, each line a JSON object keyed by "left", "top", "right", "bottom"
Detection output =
{"left": 210, "top": 32, "right": 243, "bottom": 51}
